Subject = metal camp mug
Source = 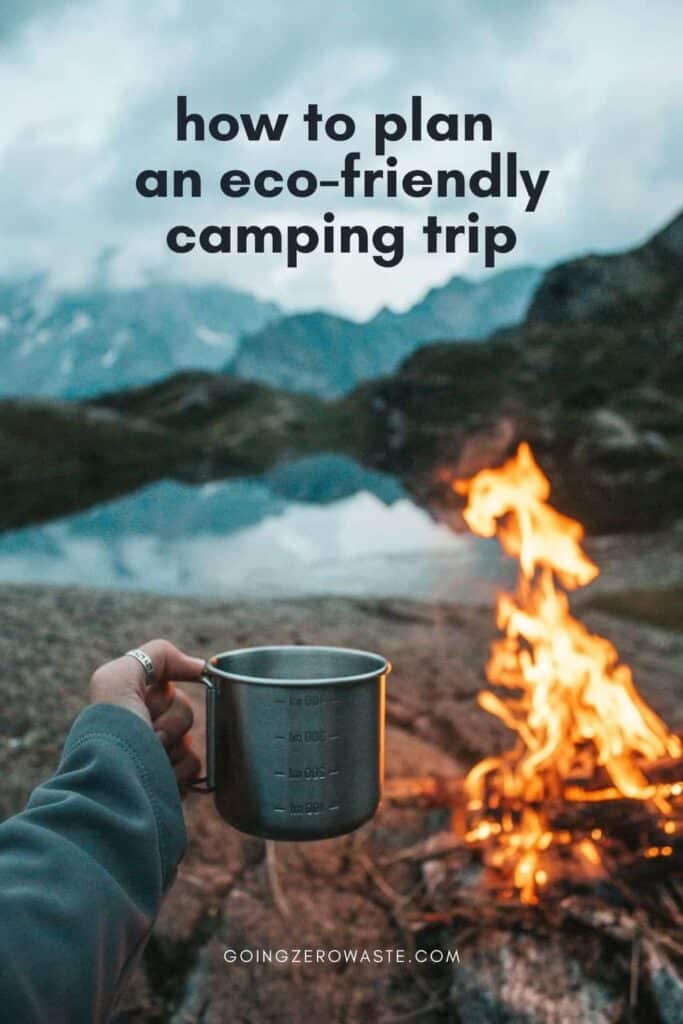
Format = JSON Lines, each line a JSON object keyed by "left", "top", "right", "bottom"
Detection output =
{"left": 187, "top": 645, "right": 390, "bottom": 840}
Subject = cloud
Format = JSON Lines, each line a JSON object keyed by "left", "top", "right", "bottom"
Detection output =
{"left": 0, "top": 0, "right": 682, "bottom": 317}
{"left": 0, "top": 0, "right": 86, "bottom": 41}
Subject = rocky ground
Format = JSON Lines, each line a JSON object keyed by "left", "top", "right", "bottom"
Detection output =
{"left": 1, "top": 554, "right": 682, "bottom": 1022}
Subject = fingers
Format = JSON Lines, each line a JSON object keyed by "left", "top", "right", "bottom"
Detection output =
{"left": 152, "top": 689, "right": 194, "bottom": 747}
{"left": 162, "top": 734, "right": 202, "bottom": 783}
{"left": 139, "top": 639, "right": 205, "bottom": 687}
{"left": 135, "top": 640, "right": 202, "bottom": 786}
{"left": 165, "top": 734, "right": 191, "bottom": 765}
{"left": 174, "top": 747, "right": 202, "bottom": 784}
{"left": 138, "top": 641, "right": 204, "bottom": 725}
{"left": 153, "top": 697, "right": 202, "bottom": 783}
{"left": 145, "top": 680, "right": 175, "bottom": 721}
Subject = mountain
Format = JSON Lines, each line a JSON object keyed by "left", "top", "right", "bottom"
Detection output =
{"left": 1, "top": 212, "right": 681, "bottom": 536}
{"left": 0, "top": 266, "right": 539, "bottom": 402}
{"left": 0, "top": 278, "right": 280, "bottom": 398}
{"left": 526, "top": 213, "right": 683, "bottom": 328}
{"left": 373, "top": 265, "right": 543, "bottom": 342}
{"left": 226, "top": 266, "right": 542, "bottom": 397}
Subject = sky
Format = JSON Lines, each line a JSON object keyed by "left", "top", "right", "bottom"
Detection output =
{"left": 0, "top": 0, "right": 682, "bottom": 319}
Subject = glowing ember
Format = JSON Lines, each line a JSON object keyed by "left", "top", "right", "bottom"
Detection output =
{"left": 454, "top": 442, "right": 682, "bottom": 904}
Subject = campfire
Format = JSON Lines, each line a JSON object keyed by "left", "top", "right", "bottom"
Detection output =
{"left": 452, "top": 442, "right": 683, "bottom": 903}
{"left": 387, "top": 443, "right": 683, "bottom": 907}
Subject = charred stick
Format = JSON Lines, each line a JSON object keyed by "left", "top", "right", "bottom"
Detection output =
{"left": 384, "top": 775, "right": 465, "bottom": 807}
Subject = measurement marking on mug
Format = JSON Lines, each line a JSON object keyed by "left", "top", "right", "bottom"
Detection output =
{"left": 286, "top": 730, "right": 334, "bottom": 743}
{"left": 287, "top": 694, "right": 340, "bottom": 707}
{"left": 277, "top": 765, "right": 331, "bottom": 779}
{"left": 288, "top": 801, "right": 328, "bottom": 815}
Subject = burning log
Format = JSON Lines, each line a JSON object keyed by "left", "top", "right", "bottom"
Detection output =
{"left": 385, "top": 772, "right": 683, "bottom": 890}
{"left": 385, "top": 754, "right": 683, "bottom": 808}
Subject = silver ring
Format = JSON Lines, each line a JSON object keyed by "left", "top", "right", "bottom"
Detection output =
{"left": 124, "top": 648, "right": 155, "bottom": 685}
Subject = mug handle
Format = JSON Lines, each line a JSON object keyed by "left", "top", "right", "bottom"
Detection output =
{"left": 181, "top": 669, "right": 217, "bottom": 794}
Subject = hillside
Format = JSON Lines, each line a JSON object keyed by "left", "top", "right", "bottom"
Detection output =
{"left": 227, "top": 266, "right": 541, "bottom": 397}
{"left": 527, "top": 212, "right": 683, "bottom": 328}
{"left": 343, "top": 210, "right": 683, "bottom": 532}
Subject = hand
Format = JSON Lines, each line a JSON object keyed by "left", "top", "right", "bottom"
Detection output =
{"left": 90, "top": 639, "right": 204, "bottom": 784}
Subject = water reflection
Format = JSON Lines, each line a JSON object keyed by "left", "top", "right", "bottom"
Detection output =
{"left": 0, "top": 456, "right": 512, "bottom": 601}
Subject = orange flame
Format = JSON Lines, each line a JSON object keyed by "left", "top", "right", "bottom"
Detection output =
{"left": 455, "top": 442, "right": 681, "bottom": 903}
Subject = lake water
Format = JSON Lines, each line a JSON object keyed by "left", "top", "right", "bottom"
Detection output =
{"left": 0, "top": 456, "right": 513, "bottom": 602}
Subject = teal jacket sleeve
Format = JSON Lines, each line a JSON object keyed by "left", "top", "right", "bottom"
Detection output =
{"left": 0, "top": 703, "right": 186, "bottom": 1024}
